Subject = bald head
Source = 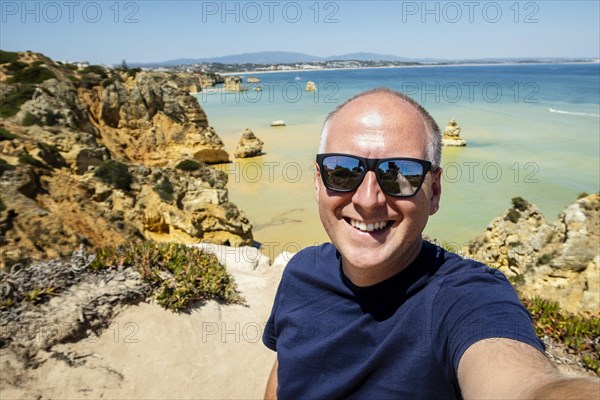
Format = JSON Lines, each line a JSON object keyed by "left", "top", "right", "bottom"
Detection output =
{"left": 319, "top": 88, "right": 441, "bottom": 168}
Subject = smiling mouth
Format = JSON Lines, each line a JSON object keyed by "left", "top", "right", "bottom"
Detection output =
{"left": 346, "top": 218, "right": 391, "bottom": 233}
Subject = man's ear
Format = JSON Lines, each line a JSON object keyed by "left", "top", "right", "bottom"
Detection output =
{"left": 314, "top": 162, "right": 321, "bottom": 203}
{"left": 429, "top": 168, "right": 442, "bottom": 215}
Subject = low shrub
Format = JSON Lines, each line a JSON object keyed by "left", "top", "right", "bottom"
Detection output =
{"left": 0, "top": 158, "right": 16, "bottom": 175}
{"left": 126, "top": 68, "right": 142, "bottom": 78}
{"left": 505, "top": 209, "right": 521, "bottom": 223}
{"left": 22, "top": 112, "right": 42, "bottom": 126}
{"left": 537, "top": 253, "right": 554, "bottom": 265}
{"left": 94, "top": 159, "right": 132, "bottom": 190}
{"left": 18, "top": 153, "right": 51, "bottom": 170}
{"left": 5, "top": 61, "right": 28, "bottom": 72}
{"left": 44, "top": 111, "right": 62, "bottom": 126}
{"left": 175, "top": 159, "right": 203, "bottom": 171}
{"left": 154, "top": 176, "right": 174, "bottom": 202}
{"left": 0, "top": 85, "right": 36, "bottom": 118}
{"left": 8, "top": 65, "right": 56, "bottom": 84}
{"left": 511, "top": 196, "right": 529, "bottom": 211}
{"left": 0, "top": 50, "right": 19, "bottom": 64}
{"left": 81, "top": 65, "right": 108, "bottom": 79}
{"left": 0, "top": 127, "right": 17, "bottom": 141}
{"left": 91, "top": 241, "right": 244, "bottom": 311}
{"left": 523, "top": 295, "right": 600, "bottom": 375}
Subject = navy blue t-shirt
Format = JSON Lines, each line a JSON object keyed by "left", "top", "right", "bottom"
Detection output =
{"left": 263, "top": 241, "right": 544, "bottom": 399}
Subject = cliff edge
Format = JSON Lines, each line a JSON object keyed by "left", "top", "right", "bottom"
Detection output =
{"left": 0, "top": 50, "right": 252, "bottom": 268}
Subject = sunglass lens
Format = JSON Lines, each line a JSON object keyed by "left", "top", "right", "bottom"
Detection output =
{"left": 377, "top": 160, "right": 425, "bottom": 196}
{"left": 321, "top": 155, "right": 365, "bottom": 191}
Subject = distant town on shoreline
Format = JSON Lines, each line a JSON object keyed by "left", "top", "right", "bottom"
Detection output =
{"left": 56, "top": 51, "right": 599, "bottom": 74}
{"left": 151, "top": 57, "right": 600, "bottom": 75}
{"left": 137, "top": 57, "right": 600, "bottom": 75}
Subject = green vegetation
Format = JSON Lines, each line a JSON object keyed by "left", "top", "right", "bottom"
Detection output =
{"left": 24, "top": 287, "right": 56, "bottom": 304}
{"left": 8, "top": 64, "right": 56, "bottom": 84}
{"left": 154, "top": 176, "right": 174, "bottom": 202}
{"left": 44, "top": 111, "right": 62, "bottom": 126}
{"left": 0, "top": 158, "right": 16, "bottom": 175}
{"left": 537, "top": 253, "right": 554, "bottom": 265}
{"left": 5, "top": 61, "right": 28, "bottom": 72}
{"left": 0, "top": 50, "right": 19, "bottom": 64}
{"left": 81, "top": 65, "right": 108, "bottom": 78}
{"left": 94, "top": 159, "right": 132, "bottom": 190}
{"left": 0, "top": 127, "right": 17, "bottom": 141}
{"left": 126, "top": 68, "right": 142, "bottom": 78}
{"left": 505, "top": 209, "right": 521, "bottom": 223}
{"left": 507, "top": 273, "right": 525, "bottom": 286}
{"left": 0, "top": 85, "right": 36, "bottom": 118}
{"left": 18, "top": 153, "right": 51, "bottom": 170}
{"left": 91, "top": 241, "right": 243, "bottom": 311}
{"left": 511, "top": 196, "right": 529, "bottom": 211}
{"left": 523, "top": 296, "right": 600, "bottom": 375}
{"left": 22, "top": 112, "right": 42, "bottom": 126}
{"left": 176, "top": 159, "right": 203, "bottom": 171}
{"left": 101, "top": 77, "right": 118, "bottom": 88}
{"left": 37, "top": 142, "right": 66, "bottom": 168}
{"left": 578, "top": 192, "right": 589, "bottom": 199}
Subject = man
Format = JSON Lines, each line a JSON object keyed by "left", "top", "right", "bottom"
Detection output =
{"left": 262, "top": 88, "right": 599, "bottom": 399}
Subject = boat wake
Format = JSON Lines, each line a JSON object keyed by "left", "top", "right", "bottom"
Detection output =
{"left": 548, "top": 108, "right": 599, "bottom": 117}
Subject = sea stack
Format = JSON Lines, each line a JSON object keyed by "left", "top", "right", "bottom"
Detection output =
{"left": 224, "top": 76, "right": 242, "bottom": 92}
{"left": 442, "top": 118, "right": 467, "bottom": 146}
{"left": 305, "top": 81, "right": 317, "bottom": 91}
{"left": 234, "top": 128, "right": 264, "bottom": 158}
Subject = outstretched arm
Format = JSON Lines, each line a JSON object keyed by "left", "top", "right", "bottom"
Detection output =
{"left": 264, "top": 358, "right": 278, "bottom": 400}
{"left": 458, "top": 338, "right": 599, "bottom": 399}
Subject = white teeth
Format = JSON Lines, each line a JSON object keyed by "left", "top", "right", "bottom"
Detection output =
{"left": 349, "top": 219, "right": 388, "bottom": 232}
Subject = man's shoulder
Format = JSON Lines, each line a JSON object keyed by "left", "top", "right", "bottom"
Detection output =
{"left": 426, "top": 241, "right": 507, "bottom": 281}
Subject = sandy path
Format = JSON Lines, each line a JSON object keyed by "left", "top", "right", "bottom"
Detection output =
{"left": 1, "top": 259, "right": 283, "bottom": 399}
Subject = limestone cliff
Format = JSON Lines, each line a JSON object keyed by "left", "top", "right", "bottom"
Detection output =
{"left": 465, "top": 194, "right": 599, "bottom": 313}
{"left": 0, "top": 51, "right": 252, "bottom": 269}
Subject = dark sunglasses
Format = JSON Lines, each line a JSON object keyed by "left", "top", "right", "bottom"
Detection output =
{"left": 316, "top": 153, "right": 434, "bottom": 197}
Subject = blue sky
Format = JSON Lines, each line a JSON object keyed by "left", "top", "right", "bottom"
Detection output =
{"left": 1, "top": 1, "right": 599, "bottom": 64}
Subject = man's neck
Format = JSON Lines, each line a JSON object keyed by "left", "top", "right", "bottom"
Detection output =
{"left": 341, "top": 238, "right": 424, "bottom": 287}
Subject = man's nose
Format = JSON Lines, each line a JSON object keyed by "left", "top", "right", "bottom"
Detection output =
{"left": 352, "top": 171, "right": 387, "bottom": 210}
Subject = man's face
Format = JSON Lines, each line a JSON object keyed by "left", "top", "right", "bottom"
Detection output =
{"left": 315, "top": 93, "right": 442, "bottom": 286}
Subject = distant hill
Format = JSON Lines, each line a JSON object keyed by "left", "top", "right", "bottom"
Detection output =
{"left": 131, "top": 51, "right": 323, "bottom": 67}
{"left": 129, "top": 51, "right": 437, "bottom": 67}
{"left": 326, "top": 52, "right": 430, "bottom": 62}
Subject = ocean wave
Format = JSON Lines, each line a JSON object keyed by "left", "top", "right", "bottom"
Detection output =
{"left": 548, "top": 108, "right": 600, "bottom": 117}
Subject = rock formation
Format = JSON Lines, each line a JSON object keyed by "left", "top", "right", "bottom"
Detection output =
{"left": 0, "top": 51, "right": 252, "bottom": 268}
{"left": 246, "top": 77, "right": 261, "bottom": 83}
{"left": 199, "top": 72, "right": 224, "bottom": 88}
{"left": 234, "top": 128, "right": 264, "bottom": 158}
{"left": 224, "top": 76, "right": 242, "bottom": 92}
{"left": 465, "top": 194, "right": 599, "bottom": 313}
{"left": 78, "top": 72, "right": 229, "bottom": 165}
{"left": 270, "top": 120, "right": 286, "bottom": 127}
{"left": 305, "top": 81, "right": 317, "bottom": 91}
{"left": 442, "top": 118, "right": 467, "bottom": 146}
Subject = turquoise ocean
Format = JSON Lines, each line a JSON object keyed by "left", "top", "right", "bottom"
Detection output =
{"left": 197, "top": 63, "right": 600, "bottom": 255}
